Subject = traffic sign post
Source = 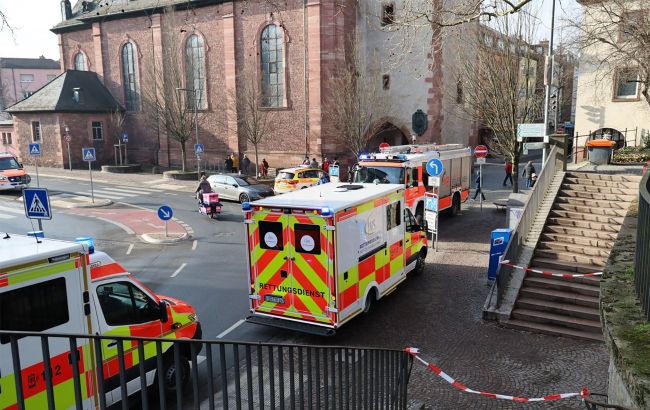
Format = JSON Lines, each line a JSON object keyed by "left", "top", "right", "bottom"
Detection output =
{"left": 157, "top": 205, "right": 173, "bottom": 237}
{"left": 82, "top": 148, "right": 96, "bottom": 203}
{"left": 194, "top": 144, "right": 204, "bottom": 181}
{"left": 28, "top": 143, "right": 41, "bottom": 187}
{"left": 123, "top": 133, "right": 128, "bottom": 164}
{"left": 64, "top": 135, "right": 72, "bottom": 171}
{"left": 474, "top": 145, "right": 489, "bottom": 212}
{"left": 424, "top": 192, "right": 439, "bottom": 251}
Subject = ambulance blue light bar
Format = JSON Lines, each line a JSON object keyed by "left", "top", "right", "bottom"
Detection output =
{"left": 321, "top": 207, "right": 333, "bottom": 217}
{"left": 75, "top": 236, "right": 95, "bottom": 254}
{"left": 242, "top": 202, "right": 252, "bottom": 211}
{"left": 359, "top": 154, "right": 370, "bottom": 160}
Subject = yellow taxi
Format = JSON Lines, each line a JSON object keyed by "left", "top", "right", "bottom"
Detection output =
{"left": 274, "top": 166, "right": 328, "bottom": 194}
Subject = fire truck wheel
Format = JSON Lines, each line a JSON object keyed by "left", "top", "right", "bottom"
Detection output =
{"left": 160, "top": 354, "right": 190, "bottom": 396}
{"left": 450, "top": 194, "right": 461, "bottom": 217}
{"left": 362, "top": 288, "right": 377, "bottom": 315}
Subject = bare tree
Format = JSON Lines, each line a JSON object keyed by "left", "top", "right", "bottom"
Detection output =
{"left": 569, "top": 0, "right": 650, "bottom": 107}
{"left": 234, "top": 69, "right": 279, "bottom": 177}
{"left": 107, "top": 108, "right": 127, "bottom": 163}
{"left": 459, "top": 15, "right": 543, "bottom": 193}
{"left": 140, "top": 7, "right": 205, "bottom": 172}
{"left": 0, "top": 9, "right": 13, "bottom": 35}
{"left": 326, "top": 35, "right": 389, "bottom": 157}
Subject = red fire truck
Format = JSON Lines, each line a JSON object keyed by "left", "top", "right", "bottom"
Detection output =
{"left": 352, "top": 144, "right": 473, "bottom": 222}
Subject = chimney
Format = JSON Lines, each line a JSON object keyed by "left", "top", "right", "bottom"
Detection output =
{"left": 60, "top": 0, "right": 72, "bottom": 20}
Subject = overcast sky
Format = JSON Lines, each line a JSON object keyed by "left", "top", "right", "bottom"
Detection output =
{"left": 0, "top": 0, "right": 579, "bottom": 61}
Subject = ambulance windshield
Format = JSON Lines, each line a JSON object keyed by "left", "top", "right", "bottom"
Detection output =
{"left": 353, "top": 166, "right": 404, "bottom": 184}
{"left": 0, "top": 157, "right": 20, "bottom": 170}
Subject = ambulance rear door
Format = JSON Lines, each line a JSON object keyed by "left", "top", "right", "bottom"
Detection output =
{"left": 248, "top": 209, "right": 336, "bottom": 326}
{"left": 0, "top": 254, "right": 91, "bottom": 410}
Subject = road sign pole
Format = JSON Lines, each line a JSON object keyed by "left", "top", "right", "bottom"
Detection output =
{"left": 88, "top": 162, "right": 95, "bottom": 203}
{"left": 165, "top": 220, "right": 168, "bottom": 237}
{"left": 479, "top": 163, "right": 483, "bottom": 212}
{"left": 67, "top": 141, "right": 72, "bottom": 171}
{"left": 124, "top": 142, "right": 128, "bottom": 165}
{"left": 35, "top": 160, "right": 40, "bottom": 187}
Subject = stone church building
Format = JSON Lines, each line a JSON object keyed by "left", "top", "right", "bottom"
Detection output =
{"left": 7, "top": 0, "right": 476, "bottom": 170}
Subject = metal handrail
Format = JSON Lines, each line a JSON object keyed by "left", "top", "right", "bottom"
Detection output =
{"left": 635, "top": 169, "right": 650, "bottom": 321}
{"left": 496, "top": 145, "right": 559, "bottom": 307}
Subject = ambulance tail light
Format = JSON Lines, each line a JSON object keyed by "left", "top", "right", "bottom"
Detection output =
{"left": 75, "top": 236, "right": 95, "bottom": 254}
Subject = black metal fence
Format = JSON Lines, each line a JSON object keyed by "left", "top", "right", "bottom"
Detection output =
{"left": 571, "top": 127, "right": 646, "bottom": 164}
{"left": 635, "top": 170, "right": 650, "bottom": 321}
{"left": 0, "top": 330, "right": 411, "bottom": 410}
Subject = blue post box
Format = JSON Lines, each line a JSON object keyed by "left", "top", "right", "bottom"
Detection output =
{"left": 488, "top": 228, "right": 512, "bottom": 282}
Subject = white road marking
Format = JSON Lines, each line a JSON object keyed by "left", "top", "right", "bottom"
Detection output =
{"left": 216, "top": 319, "right": 245, "bottom": 339}
{"left": 0, "top": 214, "right": 15, "bottom": 219}
{"left": 78, "top": 192, "right": 118, "bottom": 199}
{"left": 0, "top": 205, "right": 23, "bottom": 214}
{"left": 97, "top": 187, "right": 142, "bottom": 195}
{"left": 91, "top": 216, "right": 136, "bottom": 235}
{"left": 126, "top": 244, "right": 134, "bottom": 255}
{"left": 192, "top": 240, "right": 197, "bottom": 251}
{"left": 147, "top": 222, "right": 164, "bottom": 229}
{"left": 171, "top": 263, "right": 187, "bottom": 278}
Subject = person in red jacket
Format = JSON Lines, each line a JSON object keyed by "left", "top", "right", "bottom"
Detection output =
{"left": 503, "top": 159, "right": 513, "bottom": 187}
{"left": 322, "top": 157, "right": 330, "bottom": 174}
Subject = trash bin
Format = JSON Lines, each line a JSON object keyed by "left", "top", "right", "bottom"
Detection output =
{"left": 488, "top": 228, "right": 512, "bottom": 282}
{"left": 586, "top": 139, "right": 616, "bottom": 165}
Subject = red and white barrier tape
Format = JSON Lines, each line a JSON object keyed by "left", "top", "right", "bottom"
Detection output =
{"left": 500, "top": 260, "right": 603, "bottom": 278}
{"left": 405, "top": 348, "right": 589, "bottom": 403}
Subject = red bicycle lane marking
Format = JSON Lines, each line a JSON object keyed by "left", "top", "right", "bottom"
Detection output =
{"left": 65, "top": 208, "right": 187, "bottom": 235}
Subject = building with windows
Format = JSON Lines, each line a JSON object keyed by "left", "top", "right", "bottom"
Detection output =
{"left": 574, "top": 1, "right": 650, "bottom": 148}
{"left": 0, "top": 57, "right": 61, "bottom": 121}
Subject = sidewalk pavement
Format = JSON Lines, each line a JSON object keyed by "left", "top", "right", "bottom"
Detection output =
{"left": 568, "top": 161, "right": 645, "bottom": 175}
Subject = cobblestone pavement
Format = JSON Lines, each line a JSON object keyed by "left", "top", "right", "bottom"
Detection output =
{"left": 289, "top": 198, "right": 609, "bottom": 409}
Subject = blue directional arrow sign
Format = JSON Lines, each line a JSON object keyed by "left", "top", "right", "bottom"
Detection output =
{"left": 23, "top": 188, "right": 52, "bottom": 220}
{"left": 426, "top": 158, "right": 444, "bottom": 177}
{"left": 194, "top": 144, "right": 204, "bottom": 155}
{"left": 28, "top": 143, "right": 41, "bottom": 156}
{"left": 122, "top": 133, "right": 128, "bottom": 143}
{"left": 157, "top": 205, "right": 173, "bottom": 221}
{"left": 82, "top": 147, "right": 96, "bottom": 162}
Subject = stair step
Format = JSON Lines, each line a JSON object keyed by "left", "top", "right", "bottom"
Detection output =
{"left": 502, "top": 319, "right": 604, "bottom": 341}
{"left": 555, "top": 196, "right": 630, "bottom": 210}
{"left": 530, "top": 257, "right": 604, "bottom": 274}
{"left": 552, "top": 202, "right": 629, "bottom": 217}
{"left": 519, "top": 286, "right": 599, "bottom": 307}
{"left": 516, "top": 296, "right": 601, "bottom": 320}
{"left": 546, "top": 217, "right": 621, "bottom": 233}
{"left": 540, "top": 232, "right": 614, "bottom": 249}
{"left": 548, "top": 209, "right": 625, "bottom": 225}
{"left": 560, "top": 183, "right": 638, "bottom": 196}
{"left": 527, "top": 265, "right": 602, "bottom": 285}
{"left": 537, "top": 241, "right": 612, "bottom": 258}
{"left": 566, "top": 172, "right": 642, "bottom": 183}
{"left": 543, "top": 225, "right": 619, "bottom": 240}
{"left": 558, "top": 189, "right": 636, "bottom": 202}
{"left": 511, "top": 308, "right": 602, "bottom": 332}
{"left": 523, "top": 275, "right": 600, "bottom": 296}
{"left": 534, "top": 249, "right": 608, "bottom": 267}
{"left": 564, "top": 177, "right": 640, "bottom": 190}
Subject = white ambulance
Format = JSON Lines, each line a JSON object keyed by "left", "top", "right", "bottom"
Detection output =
{"left": 352, "top": 143, "right": 473, "bottom": 221}
{"left": 244, "top": 183, "right": 428, "bottom": 335}
{"left": 0, "top": 234, "right": 201, "bottom": 409}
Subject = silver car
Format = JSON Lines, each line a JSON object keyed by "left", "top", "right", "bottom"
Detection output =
{"left": 207, "top": 174, "right": 274, "bottom": 203}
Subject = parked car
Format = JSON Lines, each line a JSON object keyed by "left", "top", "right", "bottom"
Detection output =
{"left": 207, "top": 173, "right": 274, "bottom": 203}
{"left": 274, "top": 166, "right": 328, "bottom": 194}
{"left": 0, "top": 152, "right": 30, "bottom": 191}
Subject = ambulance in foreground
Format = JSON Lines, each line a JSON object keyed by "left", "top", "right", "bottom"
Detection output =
{"left": 244, "top": 182, "right": 428, "bottom": 335}
{"left": 352, "top": 143, "right": 472, "bottom": 221}
{"left": 0, "top": 234, "right": 201, "bottom": 409}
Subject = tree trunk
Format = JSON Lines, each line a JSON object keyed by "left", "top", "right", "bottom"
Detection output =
{"left": 254, "top": 145, "right": 259, "bottom": 178}
{"left": 180, "top": 140, "right": 187, "bottom": 172}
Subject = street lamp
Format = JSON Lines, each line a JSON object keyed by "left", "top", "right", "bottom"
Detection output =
{"left": 176, "top": 87, "right": 200, "bottom": 180}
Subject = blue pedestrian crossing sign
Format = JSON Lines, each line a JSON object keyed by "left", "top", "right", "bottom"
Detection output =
{"left": 82, "top": 147, "right": 96, "bottom": 162}
{"left": 122, "top": 133, "right": 128, "bottom": 143}
{"left": 426, "top": 158, "right": 444, "bottom": 177}
{"left": 23, "top": 188, "right": 52, "bottom": 220}
{"left": 425, "top": 195, "right": 438, "bottom": 211}
{"left": 157, "top": 205, "right": 173, "bottom": 221}
{"left": 194, "top": 144, "right": 204, "bottom": 155}
{"left": 28, "top": 143, "right": 41, "bottom": 156}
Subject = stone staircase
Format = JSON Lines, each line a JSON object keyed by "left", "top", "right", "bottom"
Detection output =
{"left": 504, "top": 171, "right": 641, "bottom": 341}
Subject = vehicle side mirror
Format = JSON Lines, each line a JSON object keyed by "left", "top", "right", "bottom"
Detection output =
{"left": 421, "top": 220, "right": 428, "bottom": 233}
{"left": 19, "top": 163, "right": 23, "bottom": 168}
{"left": 232, "top": 184, "right": 238, "bottom": 188}
{"left": 159, "top": 301, "right": 169, "bottom": 323}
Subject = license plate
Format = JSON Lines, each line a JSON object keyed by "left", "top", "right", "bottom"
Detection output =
{"left": 264, "top": 294, "right": 285, "bottom": 304}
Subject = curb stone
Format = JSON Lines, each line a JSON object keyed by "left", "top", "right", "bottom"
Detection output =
{"left": 63, "top": 199, "right": 113, "bottom": 209}
{"left": 139, "top": 232, "right": 189, "bottom": 244}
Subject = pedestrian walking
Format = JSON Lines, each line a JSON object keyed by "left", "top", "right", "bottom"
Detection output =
{"left": 332, "top": 157, "right": 340, "bottom": 166}
{"left": 503, "top": 159, "right": 513, "bottom": 186}
{"left": 322, "top": 157, "right": 330, "bottom": 174}
{"left": 522, "top": 161, "right": 536, "bottom": 188}
{"left": 473, "top": 169, "right": 486, "bottom": 201}
{"left": 224, "top": 156, "right": 233, "bottom": 172}
{"left": 231, "top": 153, "right": 239, "bottom": 173}
{"left": 242, "top": 154, "right": 251, "bottom": 175}
{"left": 261, "top": 158, "right": 269, "bottom": 177}
{"left": 310, "top": 157, "right": 319, "bottom": 168}
{"left": 531, "top": 173, "right": 538, "bottom": 187}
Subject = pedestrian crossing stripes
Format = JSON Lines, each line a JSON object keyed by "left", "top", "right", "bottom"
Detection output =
{"left": 0, "top": 204, "right": 23, "bottom": 220}
{"left": 55, "top": 185, "right": 162, "bottom": 201}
